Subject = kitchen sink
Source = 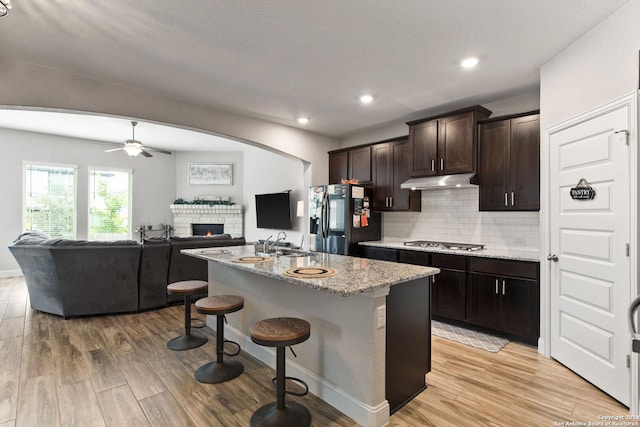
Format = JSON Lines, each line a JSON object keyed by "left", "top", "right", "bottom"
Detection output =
{"left": 280, "top": 249, "right": 314, "bottom": 258}
{"left": 255, "top": 248, "right": 314, "bottom": 258}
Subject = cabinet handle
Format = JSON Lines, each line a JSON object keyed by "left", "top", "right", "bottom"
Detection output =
{"left": 504, "top": 193, "right": 508, "bottom": 207}
{"left": 431, "top": 159, "right": 435, "bottom": 171}
{"left": 389, "top": 197, "right": 393, "bottom": 207}
{"left": 385, "top": 197, "right": 389, "bottom": 208}
{"left": 495, "top": 279, "right": 499, "bottom": 294}
{"left": 511, "top": 192, "right": 515, "bottom": 206}
{"left": 502, "top": 280, "right": 506, "bottom": 296}
{"left": 440, "top": 158, "right": 444, "bottom": 171}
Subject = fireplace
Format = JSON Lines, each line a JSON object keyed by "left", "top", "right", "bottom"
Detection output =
{"left": 192, "top": 223, "right": 224, "bottom": 236}
{"left": 170, "top": 204, "right": 243, "bottom": 238}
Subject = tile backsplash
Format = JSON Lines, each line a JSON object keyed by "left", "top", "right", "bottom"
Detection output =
{"left": 382, "top": 187, "right": 540, "bottom": 251}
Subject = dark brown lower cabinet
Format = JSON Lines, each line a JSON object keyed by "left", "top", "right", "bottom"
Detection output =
{"left": 364, "top": 246, "right": 539, "bottom": 344}
{"left": 430, "top": 254, "right": 466, "bottom": 321}
{"left": 363, "top": 246, "right": 398, "bottom": 262}
{"left": 467, "top": 258, "right": 539, "bottom": 343}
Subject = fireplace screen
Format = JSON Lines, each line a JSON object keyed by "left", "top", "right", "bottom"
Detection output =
{"left": 192, "top": 223, "right": 224, "bottom": 236}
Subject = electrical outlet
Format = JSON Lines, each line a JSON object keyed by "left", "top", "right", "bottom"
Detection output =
{"left": 376, "top": 306, "right": 386, "bottom": 329}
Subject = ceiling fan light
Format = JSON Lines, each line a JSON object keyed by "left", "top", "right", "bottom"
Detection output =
{"left": 123, "top": 142, "right": 143, "bottom": 157}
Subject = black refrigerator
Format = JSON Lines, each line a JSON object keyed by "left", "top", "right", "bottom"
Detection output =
{"left": 309, "top": 184, "right": 381, "bottom": 255}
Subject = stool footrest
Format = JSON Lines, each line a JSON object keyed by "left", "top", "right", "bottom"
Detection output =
{"left": 271, "top": 376, "right": 309, "bottom": 397}
{"left": 223, "top": 339, "right": 241, "bottom": 357}
{"left": 190, "top": 318, "right": 206, "bottom": 329}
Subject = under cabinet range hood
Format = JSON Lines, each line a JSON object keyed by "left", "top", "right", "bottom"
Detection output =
{"left": 400, "top": 173, "right": 477, "bottom": 190}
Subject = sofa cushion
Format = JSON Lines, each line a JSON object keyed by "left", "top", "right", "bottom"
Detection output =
{"left": 12, "top": 230, "right": 50, "bottom": 244}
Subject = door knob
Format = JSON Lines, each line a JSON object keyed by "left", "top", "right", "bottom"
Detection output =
{"left": 547, "top": 254, "right": 559, "bottom": 262}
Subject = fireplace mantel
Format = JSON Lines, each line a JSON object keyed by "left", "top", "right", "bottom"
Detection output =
{"left": 170, "top": 204, "right": 243, "bottom": 238}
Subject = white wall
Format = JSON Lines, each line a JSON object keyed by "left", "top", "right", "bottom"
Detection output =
{"left": 1, "top": 127, "right": 176, "bottom": 275}
{"left": 540, "top": 0, "right": 640, "bottom": 130}
{"left": 242, "top": 148, "right": 307, "bottom": 247}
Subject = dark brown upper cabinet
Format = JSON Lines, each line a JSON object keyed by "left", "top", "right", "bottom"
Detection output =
{"left": 348, "top": 146, "right": 372, "bottom": 185}
{"left": 478, "top": 112, "right": 540, "bottom": 211}
{"left": 371, "top": 137, "right": 421, "bottom": 212}
{"left": 406, "top": 105, "right": 492, "bottom": 177}
{"left": 328, "top": 151, "right": 348, "bottom": 184}
{"left": 328, "top": 146, "right": 372, "bottom": 185}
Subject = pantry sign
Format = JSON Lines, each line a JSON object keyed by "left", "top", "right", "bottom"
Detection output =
{"left": 570, "top": 178, "right": 596, "bottom": 201}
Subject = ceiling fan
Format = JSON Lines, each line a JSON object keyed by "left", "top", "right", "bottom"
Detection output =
{"left": 104, "top": 121, "right": 172, "bottom": 157}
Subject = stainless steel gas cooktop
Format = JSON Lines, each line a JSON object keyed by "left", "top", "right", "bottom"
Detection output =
{"left": 403, "top": 240, "right": 485, "bottom": 251}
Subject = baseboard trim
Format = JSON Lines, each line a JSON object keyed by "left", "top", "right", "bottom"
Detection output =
{"left": 0, "top": 270, "right": 22, "bottom": 278}
{"left": 219, "top": 322, "right": 390, "bottom": 427}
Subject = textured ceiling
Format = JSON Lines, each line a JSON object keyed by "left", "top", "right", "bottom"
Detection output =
{"left": 0, "top": 0, "right": 630, "bottom": 147}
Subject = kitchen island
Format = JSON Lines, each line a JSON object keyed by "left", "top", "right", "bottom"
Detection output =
{"left": 182, "top": 245, "right": 439, "bottom": 427}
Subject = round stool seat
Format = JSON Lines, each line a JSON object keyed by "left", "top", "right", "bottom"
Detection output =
{"left": 250, "top": 317, "right": 310, "bottom": 348}
{"left": 167, "top": 280, "right": 208, "bottom": 295}
{"left": 195, "top": 295, "right": 244, "bottom": 316}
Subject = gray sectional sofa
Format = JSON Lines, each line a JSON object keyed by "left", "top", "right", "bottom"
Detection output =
{"left": 9, "top": 231, "right": 246, "bottom": 317}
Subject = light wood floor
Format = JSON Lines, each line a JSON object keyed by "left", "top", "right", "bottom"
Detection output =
{"left": 0, "top": 277, "right": 627, "bottom": 426}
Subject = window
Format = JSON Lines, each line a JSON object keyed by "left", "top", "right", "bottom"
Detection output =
{"left": 23, "top": 163, "right": 77, "bottom": 239}
{"left": 88, "top": 168, "right": 132, "bottom": 241}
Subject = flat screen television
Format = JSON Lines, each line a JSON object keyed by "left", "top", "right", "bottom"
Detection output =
{"left": 255, "top": 192, "right": 293, "bottom": 230}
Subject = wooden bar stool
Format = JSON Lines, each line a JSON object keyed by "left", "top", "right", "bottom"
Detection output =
{"left": 166, "top": 280, "right": 208, "bottom": 350}
{"left": 250, "top": 317, "right": 311, "bottom": 427}
{"left": 194, "top": 295, "right": 244, "bottom": 383}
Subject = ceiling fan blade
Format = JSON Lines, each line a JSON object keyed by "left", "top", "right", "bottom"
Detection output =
{"left": 140, "top": 149, "right": 153, "bottom": 158}
{"left": 104, "top": 147, "right": 123, "bottom": 152}
{"left": 145, "top": 146, "right": 173, "bottom": 155}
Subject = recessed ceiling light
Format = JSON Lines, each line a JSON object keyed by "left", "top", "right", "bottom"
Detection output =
{"left": 359, "top": 94, "right": 374, "bottom": 104}
{"left": 297, "top": 117, "right": 310, "bottom": 124}
{"left": 461, "top": 57, "right": 479, "bottom": 69}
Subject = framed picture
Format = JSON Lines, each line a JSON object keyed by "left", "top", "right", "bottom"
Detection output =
{"left": 188, "top": 163, "right": 233, "bottom": 185}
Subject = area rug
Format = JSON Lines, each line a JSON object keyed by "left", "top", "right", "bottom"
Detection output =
{"left": 432, "top": 320, "right": 509, "bottom": 353}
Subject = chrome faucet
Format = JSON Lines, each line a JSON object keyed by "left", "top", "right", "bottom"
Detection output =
{"left": 274, "top": 231, "right": 287, "bottom": 256}
{"left": 263, "top": 235, "right": 273, "bottom": 254}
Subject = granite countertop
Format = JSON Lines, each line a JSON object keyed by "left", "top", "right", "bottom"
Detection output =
{"left": 359, "top": 240, "right": 540, "bottom": 262}
{"left": 182, "top": 245, "right": 439, "bottom": 297}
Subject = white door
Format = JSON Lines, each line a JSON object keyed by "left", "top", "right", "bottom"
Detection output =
{"left": 549, "top": 105, "right": 631, "bottom": 405}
